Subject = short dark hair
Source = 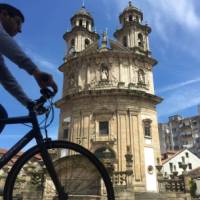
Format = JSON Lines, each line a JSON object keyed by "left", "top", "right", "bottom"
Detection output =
{"left": 0, "top": 4, "right": 24, "bottom": 22}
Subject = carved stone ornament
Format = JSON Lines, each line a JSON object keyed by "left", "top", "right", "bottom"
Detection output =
{"left": 147, "top": 165, "right": 154, "bottom": 175}
{"left": 101, "top": 63, "right": 109, "bottom": 81}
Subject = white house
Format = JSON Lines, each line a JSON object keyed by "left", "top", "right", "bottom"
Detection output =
{"left": 162, "top": 149, "right": 200, "bottom": 176}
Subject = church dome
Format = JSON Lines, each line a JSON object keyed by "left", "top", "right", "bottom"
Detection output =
{"left": 75, "top": 6, "right": 92, "bottom": 17}
{"left": 71, "top": 5, "right": 94, "bottom": 27}
{"left": 119, "top": 1, "right": 143, "bottom": 23}
{"left": 123, "top": 1, "right": 140, "bottom": 12}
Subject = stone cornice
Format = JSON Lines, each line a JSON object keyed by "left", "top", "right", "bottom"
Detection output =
{"left": 55, "top": 89, "right": 163, "bottom": 108}
{"left": 119, "top": 9, "right": 143, "bottom": 22}
{"left": 114, "top": 22, "right": 151, "bottom": 38}
{"left": 58, "top": 50, "right": 157, "bottom": 72}
{"left": 63, "top": 26, "right": 100, "bottom": 41}
{"left": 70, "top": 14, "right": 94, "bottom": 26}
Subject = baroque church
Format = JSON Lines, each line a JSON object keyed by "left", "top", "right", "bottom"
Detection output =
{"left": 56, "top": 0, "right": 162, "bottom": 195}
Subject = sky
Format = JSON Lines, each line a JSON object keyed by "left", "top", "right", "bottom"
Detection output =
{"left": 1, "top": 0, "right": 200, "bottom": 149}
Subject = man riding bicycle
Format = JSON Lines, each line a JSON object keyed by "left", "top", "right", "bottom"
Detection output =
{"left": 0, "top": 3, "right": 57, "bottom": 106}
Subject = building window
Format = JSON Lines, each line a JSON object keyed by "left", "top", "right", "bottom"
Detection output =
{"left": 182, "top": 156, "right": 185, "bottom": 163}
{"left": 129, "top": 15, "right": 133, "bottom": 21}
{"left": 143, "top": 119, "right": 152, "bottom": 138}
{"left": 188, "top": 163, "right": 192, "bottom": 170}
{"left": 138, "top": 33, "right": 144, "bottom": 47}
{"left": 71, "top": 39, "right": 75, "bottom": 47}
{"left": 123, "top": 36, "right": 128, "bottom": 47}
{"left": 178, "top": 162, "right": 182, "bottom": 168}
{"left": 85, "top": 39, "right": 90, "bottom": 48}
{"left": 169, "top": 162, "right": 173, "bottom": 173}
{"left": 185, "top": 152, "right": 189, "bottom": 158}
{"left": 79, "top": 19, "right": 83, "bottom": 26}
{"left": 63, "top": 128, "right": 69, "bottom": 140}
{"left": 86, "top": 21, "right": 89, "bottom": 29}
{"left": 99, "top": 121, "right": 109, "bottom": 135}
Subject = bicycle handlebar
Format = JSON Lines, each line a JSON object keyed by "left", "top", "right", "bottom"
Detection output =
{"left": 28, "top": 88, "right": 55, "bottom": 115}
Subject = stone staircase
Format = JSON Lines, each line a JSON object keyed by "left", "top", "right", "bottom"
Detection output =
{"left": 135, "top": 192, "right": 166, "bottom": 200}
{"left": 135, "top": 192, "right": 191, "bottom": 200}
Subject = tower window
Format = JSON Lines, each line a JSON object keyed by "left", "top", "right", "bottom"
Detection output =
{"left": 79, "top": 19, "right": 83, "bottom": 26}
{"left": 99, "top": 121, "right": 109, "bottom": 135}
{"left": 129, "top": 15, "right": 133, "bottom": 22}
{"left": 71, "top": 39, "right": 75, "bottom": 47}
{"left": 123, "top": 36, "right": 128, "bottom": 47}
{"left": 86, "top": 21, "right": 89, "bottom": 30}
{"left": 85, "top": 39, "right": 90, "bottom": 48}
{"left": 136, "top": 16, "right": 139, "bottom": 22}
{"left": 138, "top": 33, "right": 144, "bottom": 47}
{"left": 143, "top": 119, "right": 152, "bottom": 138}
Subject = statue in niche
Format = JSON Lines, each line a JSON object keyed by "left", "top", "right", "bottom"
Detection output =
{"left": 101, "top": 63, "right": 109, "bottom": 81}
{"left": 138, "top": 69, "right": 145, "bottom": 84}
{"left": 69, "top": 74, "right": 75, "bottom": 87}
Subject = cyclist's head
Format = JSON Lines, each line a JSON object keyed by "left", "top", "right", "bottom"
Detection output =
{"left": 0, "top": 4, "right": 24, "bottom": 36}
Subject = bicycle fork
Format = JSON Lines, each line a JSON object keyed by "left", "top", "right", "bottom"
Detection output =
{"left": 31, "top": 115, "right": 68, "bottom": 199}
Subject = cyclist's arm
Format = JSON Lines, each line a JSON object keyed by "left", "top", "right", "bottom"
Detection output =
{"left": 0, "top": 23, "right": 38, "bottom": 75}
{"left": 0, "top": 55, "right": 32, "bottom": 106}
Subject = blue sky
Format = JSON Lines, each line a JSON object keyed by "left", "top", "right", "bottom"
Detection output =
{"left": 1, "top": 0, "right": 200, "bottom": 149}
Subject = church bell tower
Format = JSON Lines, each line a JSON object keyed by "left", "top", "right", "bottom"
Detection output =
{"left": 114, "top": 1, "right": 151, "bottom": 55}
{"left": 63, "top": 5, "right": 99, "bottom": 59}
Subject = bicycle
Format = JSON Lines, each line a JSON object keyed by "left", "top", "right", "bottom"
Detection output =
{"left": 0, "top": 88, "right": 115, "bottom": 200}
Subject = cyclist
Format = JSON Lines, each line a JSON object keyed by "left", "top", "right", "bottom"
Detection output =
{"left": 0, "top": 3, "right": 58, "bottom": 106}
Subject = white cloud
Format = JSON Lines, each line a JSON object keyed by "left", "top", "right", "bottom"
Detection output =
{"left": 17, "top": 40, "right": 60, "bottom": 74}
{"left": 143, "top": 0, "right": 200, "bottom": 45}
{"left": 157, "top": 86, "right": 200, "bottom": 117}
{"left": 157, "top": 78, "right": 200, "bottom": 93}
{"left": 26, "top": 49, "right": 60, "bottom": 74}
{"left": 110, "top": 0, "right": 200, "bottom": 39}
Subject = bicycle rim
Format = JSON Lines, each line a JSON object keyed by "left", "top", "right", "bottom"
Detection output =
{"left": 4, "top": 140, "right": 115, "bottom": 200}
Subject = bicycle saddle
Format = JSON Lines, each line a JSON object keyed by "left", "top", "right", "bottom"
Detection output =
{"left": 0, "top": 104, "right": 8, "bottom": 134}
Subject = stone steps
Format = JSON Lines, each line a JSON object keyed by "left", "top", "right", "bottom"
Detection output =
{"left": 135, "top": 192, "right": 166, "bottom": 200}
{"left": 135, "top": 192, "right": 191, "bottom": 200}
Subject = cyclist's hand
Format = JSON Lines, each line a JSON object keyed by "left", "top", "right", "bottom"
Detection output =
{"left": 32, "top": 69, "right": 58, "bottom": 94}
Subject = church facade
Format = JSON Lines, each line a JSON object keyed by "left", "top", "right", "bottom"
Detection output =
{"left": 56, "top": 1, "right": 162, "bottom": 193}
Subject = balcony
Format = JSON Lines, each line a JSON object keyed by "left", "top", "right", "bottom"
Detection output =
{"left": 90, "top": 134, "right": 116, "bottom": 145}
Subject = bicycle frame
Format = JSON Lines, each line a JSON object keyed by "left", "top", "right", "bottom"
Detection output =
{"left": 0, "top": 109, "right": 67, "bottom": 198}
{"left": 0, "top": 114, "right": 35, "bottom": 169}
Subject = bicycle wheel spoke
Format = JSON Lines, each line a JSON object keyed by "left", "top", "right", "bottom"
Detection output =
{"left": 4, "top": 141, "right": 114, "bottom": 200}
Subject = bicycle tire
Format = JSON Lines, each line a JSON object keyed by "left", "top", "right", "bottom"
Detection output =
{"left": 4, "top": 140, "right": 115, "bottom": 200}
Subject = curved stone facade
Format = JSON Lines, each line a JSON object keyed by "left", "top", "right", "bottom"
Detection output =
{"left": 56, "top": 1, "right": 162, "bottom": 194}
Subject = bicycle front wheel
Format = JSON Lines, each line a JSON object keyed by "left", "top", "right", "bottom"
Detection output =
{"left": 4, "top": 140, "right": 115, "bottom": 200}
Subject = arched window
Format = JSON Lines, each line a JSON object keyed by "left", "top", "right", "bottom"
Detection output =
{"left": 138, "top": 33, "right": 144, "bottom": 47}
{"left": 71, "top": 39, "right": 75, "bottom": 47}
{"left": 79, "top": 19, "right": 83, "bottom": 26}
{"left": 85, "top": 39, "right": 90, "bottom": 48}
{"left": 143, "top": 119, "right": 152, "bottom": 137}
{"left": 136, "top": 16, "right": 139, "bottom": 23}
{"left": 129, "top": 15, "right": 133, "bottom": 22}
{"left": 138, "top": 69, "right": 145, "bottom": 84}
{"left": 123, "top": 36, "right": 128, "bottom": 47}
{"left": 86, "top": 21, "right": 89, "bottom": 30}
